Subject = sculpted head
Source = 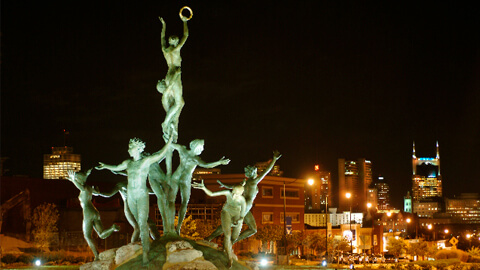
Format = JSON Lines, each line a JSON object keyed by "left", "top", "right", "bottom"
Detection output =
{"left": 244, "top": 165, "right": 258, "bottom": 179}
{"left": 169, "top": 35, "right": 179, "bottom": 46}
{"left": 232, "top": 185, "right": 244, "bottom": 197}
{"left": 129, "top": 138, "right": 146, "bottom": 159}
{"left": 190, "top": 139, "right": 204, "bottom": 155}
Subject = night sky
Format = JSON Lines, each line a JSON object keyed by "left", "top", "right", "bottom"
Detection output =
{"left": 2, "top": 1, "right": 479, "bottom": 209}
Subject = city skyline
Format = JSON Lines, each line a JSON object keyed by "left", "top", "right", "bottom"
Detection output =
{"left": 2, "top": 2, "right": 479, "bottom": 210}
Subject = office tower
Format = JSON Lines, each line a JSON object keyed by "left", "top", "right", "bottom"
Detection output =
{"left": 375, "top": 176, "right": 390, "bottom": 210}
{"left": 404, "top": 192, "right": 412, "bottom": 213}
{"left": 43, "top": 147, "right": 81, "bottom": 179}
{"left": 445, "top": 193, "right": 480, "bottom": 224}
{"left": 412, "top": 141, "right": 443, "bottom": 201}
{"left": 305, "top": 168, "right": 331, "bottom": 212}
{"left": 338, "top": 158, "right": 373, "bottom": 212}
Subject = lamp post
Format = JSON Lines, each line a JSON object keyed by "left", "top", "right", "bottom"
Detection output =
{"left": 346, "top": 192, "right": 353, "bottom": 254}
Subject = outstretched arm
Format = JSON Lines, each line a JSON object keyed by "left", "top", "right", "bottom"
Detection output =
{"left": 253, "top": 150, "right": 282, "bottom": 185}
{"left": 66, "top": 171, "right": 84, "bottom": 191}
{"left": 217, "top": 180, "right": 234, "bottom": 189}
{"left": 198, "top": 156, "right": 230, "bottom": 169}
{"left": 143, "top": 135, "right": 174, "bottom": 165}
{"left": 96, "top": 182, "right": 125, "bottom": 198}
{"left": 159, "top": 17, "right": 167, "bottom": 50}
{"left": 177, "top": 19, "right": 189, "bottom": 49}
{"left": 192, "top": 180, "right": 230, "bottom": 197}
{"left": 96, "top": 160, "right": 128, "bottom": 172}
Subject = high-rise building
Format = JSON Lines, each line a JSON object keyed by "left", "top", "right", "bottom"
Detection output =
{"left": 412, "top": 141, "right": 442, "bottom": 201}
{"left": 305, "top": 168, "right": 331, "bottom": 212}
{"left": 404, "top": 192, "right": 412, "bottom": 213}
{"left": 446, "top": 193, "right": 480, "bottom": 224}
{"left": 255, "top": 160, "right": 283, "bottom": 177}
{"left": 338, "top": 158, "right": 372, "bottom": 212}
{"left": 43, "top": 147, "right": 81, "bottom": 179}
{"left": 375, "top": 176, "right": 390, "bottom": 210}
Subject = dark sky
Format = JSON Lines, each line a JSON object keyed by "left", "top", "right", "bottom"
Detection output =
{"left": 2, "top": 1, "right": 479, "bottom": 209}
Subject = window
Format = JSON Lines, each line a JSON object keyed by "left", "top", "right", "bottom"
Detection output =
{"left": 280, "top": 212, "right": 300, "bottom": 223}
{"left": 262, "top": 212, "right": 274, "bottom": 224}
{"left": 281, "top": 188, "right": 300, "bottom": 199}
{"left": 262, "top": 187, "right": 273, "bottom": 198}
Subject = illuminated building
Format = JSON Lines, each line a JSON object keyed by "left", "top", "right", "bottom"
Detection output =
{"left": 43, "top": 147, "right": 81, "bottom": 179}
{"left": 445, "top": 193, "right": 480, "bottom": 224}
{"left": 375, "top": 176, "right": 390, "bottom": 210}
{"left": 412, "top": 141, "right": 443, "bottom": 217}
{"left": 305, "top": 208, "right": 363, "bottom": 227}
{"left": 192, "top": 168, "right": 221, "bottom": 182}
{"left": 367, "top": 187, "right": 378, "bottom": 210}
{"left": 413, "top": 201, "right": 442, "bottom": 218}
{"left": 404, "top": 192, "right": 412, "bottom": 213}
{"left": 412, "top": 141, "right": 442, "bottom": 201}
{"left": 338, "top": 158, "right": 373, "bottom": 212}
{"left": 305, "top": 167, "right": 331, "bottom": 212}
{"left": 255, "top": 160, "right": 283, "bottom": 177}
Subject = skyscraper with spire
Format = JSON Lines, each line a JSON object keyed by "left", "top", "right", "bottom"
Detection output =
{"left": 411, "top": 141, "right": 443, "bottom": 201}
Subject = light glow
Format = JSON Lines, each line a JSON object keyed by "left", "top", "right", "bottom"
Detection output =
{"left": 308, "top": 178, "right": 314, "bottom": 186}
{"left": 260, "top": 258, "right": 268, "bottom": 266}
{"left": 35, "top": 260, "right": 41, "bottom": 266}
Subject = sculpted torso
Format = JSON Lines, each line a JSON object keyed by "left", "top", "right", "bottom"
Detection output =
{"left": 163, "top": 47, "right": 182, "bottom": 69}
{"left": 244, "top": 181, "right": 259, "bottom": 212}
{"left": 126, "top": 159, "right": 149, "bottom": 192}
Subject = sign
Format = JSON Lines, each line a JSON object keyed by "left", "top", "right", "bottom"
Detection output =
{"left": 286, "top": 216, "right": 292, "bottom": 235}
{"left": 449, "top": 237, "right": 458, "bottom": 246}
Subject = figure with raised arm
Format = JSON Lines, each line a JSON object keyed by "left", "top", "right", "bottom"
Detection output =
{"left": 192, "top": 180, "right": 246, "bottom": 268}
{"left": 166, "top": 139, "right": 230, "bottom": 235}
{"left": 96, "top": 136, "right": 172, "bottom": 265}
{"left": 157, "top": 14, "right": 188, "bottom": 183}
{"left": 97, "top": 174, "right": 160, "bottom": 243}
{"left": 205, "top": 151, "right": 281, "bottom": 243}
{"left": 66, "top": 169, "right": 119, "bottom": 260}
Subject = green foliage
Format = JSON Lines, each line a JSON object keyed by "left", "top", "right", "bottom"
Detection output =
{"left": 16, "top": 254, "right": 34, "bottom": 264}
{"left": 286, "top": 231, "right": 305, "bottom": 254}
{"left": 174, "top": 216, "right": 220, "bottom": 240}
{"left": 386, "top": 237, "right": 407, "bottom": 257}
{"left": 436, "top": 249, "right": 469, "bottom": 262}
{"left": 331, "top": 236, "right": 351, "bottom": 253}
{"left": 32, "top": 203, "right": 59, "bottom": 249}
{"left": 407, "top": 240, "right": 428, "bottom": 258}
{"left": 305, "top": 233, "right": 326, "bottom": 254}
{"left": 1, "top": 254, "right": 17, "bottom": 264}
{"left": 255, "top": 224, "right": 283, "bottom": 242}
{"left": 469, "top": 246, "right": 480, "bottom": 257}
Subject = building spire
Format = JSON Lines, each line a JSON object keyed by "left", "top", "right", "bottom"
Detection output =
{"left": 412, "top": 141, "right": 416, "bottom": 158}
{"left": 436, "top": 140, "right": 441, "bottom": 175}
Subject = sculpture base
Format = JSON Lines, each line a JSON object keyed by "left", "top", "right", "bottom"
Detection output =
{"left": 80, "top": 234, "right": 257, "bottom": 270}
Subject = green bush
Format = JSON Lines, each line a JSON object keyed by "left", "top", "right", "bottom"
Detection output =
{"left": 1, "top": 254, "right": 17, "bottom": 264}
{"left": 16, "top": 254, "right": 34, "bottom": 264}
{"left": 436, "top": 249, "right": 470, "bottom": 262}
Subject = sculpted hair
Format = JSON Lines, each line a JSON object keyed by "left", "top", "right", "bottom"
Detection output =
{"left": 129, "top": 138, "right": 146, "bottom": 152}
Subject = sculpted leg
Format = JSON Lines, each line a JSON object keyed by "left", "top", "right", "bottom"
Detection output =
{"left": 221, "top": 211, "right": 234, "bottom": 268}
{"left": 175, "top": 182, "right": 190, "bottom": 235}
{"left": 166, "top": 183, "right": 179, "bottom": 234}
{"left": 205, "top": 225, "right": 224, "bottom": 241}
{"left": 137, "top": 198, "right": 150, "bottom": 265}
{"left": 233, "top": 212, "right": 256, "bottom": 243}
{"left": 123, "top": 204, "right": 139, "bottom": 242}
{"left": 83, "top": 219, "right": 99, "bottom": 260}
{"left": 93, "top": 218, "right": 119, "bottom": 239}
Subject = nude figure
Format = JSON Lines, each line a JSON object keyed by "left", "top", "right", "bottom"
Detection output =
{"left": 206, "top": 151, "right": 281, "bottom": 243}
{"left": 96, "top": 136, "right": 172, "bottom": 264}
{"left": 192, "top": 180, "right": 246, "bottom": 268}
{"left": 66, "top": 169, "right": 119, "bottom": 260}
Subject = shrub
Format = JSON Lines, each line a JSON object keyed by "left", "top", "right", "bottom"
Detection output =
{"left": 1, "top": 254, "right": 17, "bottom": 264}
{"left": 16, "top": 254, "right": 34, "bottom": 264}
{"left": 436, "top": 249, "right": 469, "bottom": 262}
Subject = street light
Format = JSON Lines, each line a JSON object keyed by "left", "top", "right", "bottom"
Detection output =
{"left": 346, "top": 192, "right": 353, "bottom": 254}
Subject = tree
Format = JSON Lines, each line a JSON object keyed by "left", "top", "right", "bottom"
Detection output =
{"left": 286, "top": 231, "right": 305, "bottom": 255}
{"left": 406, "top": 240, "right": 428, "bottom": 260}
{"left": 305, "top": 233, "right": 326, "bottom": 255}
{"left": 255, "top": 224, "right": 283, "bottom": 252}
{"left": 32, "top": 203, "right": 59, "bottom": 249}
{"left": 386, "top": 237, "right": 407, "bottom": 257}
